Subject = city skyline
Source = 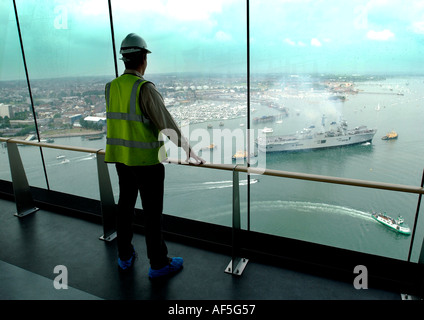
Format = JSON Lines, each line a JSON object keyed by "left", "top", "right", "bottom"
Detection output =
{"left": 1, "top": 0, "right": 424, "bottom": 81}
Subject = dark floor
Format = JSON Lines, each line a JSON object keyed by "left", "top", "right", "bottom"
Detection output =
{"left": 0, "top": 197, "right": 402, "bottom": 301}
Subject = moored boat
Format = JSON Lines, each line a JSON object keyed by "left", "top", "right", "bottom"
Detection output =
{"left": 262, "top": 127, "right": 274, "bottom": 134}
{"left": 86, "top": 134, "right": 103, "bottom": 141}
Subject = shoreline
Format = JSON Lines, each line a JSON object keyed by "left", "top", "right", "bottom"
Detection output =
{"left": 42, "top": 130, "right": 104, "bottom": 139}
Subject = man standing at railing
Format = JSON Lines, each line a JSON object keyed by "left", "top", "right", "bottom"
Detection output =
{"left": 104, "top": 33, "right": 204, "bottom": 279}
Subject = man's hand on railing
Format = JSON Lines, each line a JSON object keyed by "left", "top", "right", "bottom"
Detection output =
{"left": 186, "top": 149, "right": 205, "bottom": 165}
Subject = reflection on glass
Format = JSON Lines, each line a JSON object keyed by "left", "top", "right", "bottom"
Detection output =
{"left": 250, "top": 0, "right": 424, "bottom": 261}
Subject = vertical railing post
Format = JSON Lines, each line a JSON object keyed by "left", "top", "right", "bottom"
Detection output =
{"left": 225, "top": 165, "right": 248, "bottom": 275}
{"left": 6, "top": 140, "right": 39, "bottom": 217}
{"left": 96, "top": 151, "right": 117, "bottom": 242}
{"left": 416, "top": 170, "right": 424, "bottom": 265}
{"left": 405, "top": 169, "right": 424, "bottom": 300}
{"left": 408, "top": 169, "right": 424, "bottom": 263}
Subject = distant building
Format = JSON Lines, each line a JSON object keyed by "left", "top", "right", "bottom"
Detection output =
{"left": 0, "top": 103, "right": 13, "bottom": 118}
{"left": 84, "top": 116, "right": 106, "bottom": 125}
{"left": 69, "top": 114, "right": 83, "bottom": 124}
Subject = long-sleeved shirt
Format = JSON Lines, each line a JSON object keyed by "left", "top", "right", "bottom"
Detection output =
{"left": 123, "top": 69, "right": 191, "bottom": 154}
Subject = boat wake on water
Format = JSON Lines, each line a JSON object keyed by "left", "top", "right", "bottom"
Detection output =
{"left": 47, "top": 154, "right": 96, "bottom": 167}
{"left": 76, "top": 156, "right": 96, "bottom": 161}
{"left": 194, "top": 200, "right": 375, "bottom": 227}
{"left": 202, "top": 179, "right": 259, "bottom": 188}
{"left": 251, "top": 200, "right": 374, "bottom": 221}
{"left": 166, "top": 178, "right": 259, "bottom": 193}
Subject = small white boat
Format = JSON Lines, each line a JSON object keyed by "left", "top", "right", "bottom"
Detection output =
{"left": 56, "top": 155, "right": 65, "bottom": 160}
{"left": 262, "top": 127, "right": 274, "bottom": 134}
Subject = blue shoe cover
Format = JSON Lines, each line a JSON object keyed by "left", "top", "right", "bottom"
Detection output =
{"left": 118, "top": 250, "right": 136, "bottom": 272}
{"left": 148, "top": 257, "right": 183, "bottom": 279}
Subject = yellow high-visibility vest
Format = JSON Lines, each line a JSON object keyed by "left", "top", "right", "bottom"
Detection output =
{"left": 104, "top": 74, "right": 165, "bottom": 166}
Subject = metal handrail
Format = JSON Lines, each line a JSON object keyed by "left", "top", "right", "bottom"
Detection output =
{"left": 1, "top": 137, "right": 423, "bottom": 195}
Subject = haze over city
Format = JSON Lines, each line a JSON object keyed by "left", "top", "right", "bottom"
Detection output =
{"left": 1, "top": 0, "right": 424, "bottom": 81}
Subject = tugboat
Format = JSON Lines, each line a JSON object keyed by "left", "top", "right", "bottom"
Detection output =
{"left": 371, "top": 212, "right": 411, "bottom": 235}
{"left": 381, "top": 131, "right": 398, "bottom": 140}
{"left": 232, "top": 150, "right": 248, "bottom": 160}
{"left": 201, "top": 144, "right": 217, "bottom": 151}
{"left": 232, "top": 150, "right": 257, "bottom": 160}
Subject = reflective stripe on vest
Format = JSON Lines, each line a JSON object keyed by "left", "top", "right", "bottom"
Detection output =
{"left": 106, "top": 79, "right": 151, "bottom": 125}
{"left": 106, "top": 138, "right": 162, "bottom": 149}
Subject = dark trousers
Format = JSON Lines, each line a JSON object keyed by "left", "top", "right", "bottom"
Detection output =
{"left": 115, "top": 162, "right": 169, "bottom": 269}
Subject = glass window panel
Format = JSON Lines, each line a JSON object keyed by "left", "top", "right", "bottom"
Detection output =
{"left": 12, "top": 0, "right": 115, "bottom": 198}
{"left": 112, "top": 0, "right": 247, "bottom": 223}
{"left": 250, "top": 0, "right": 424, "bottom": 260}
{"left": 0, "top": 0, "right": 34, "bottom": 183}
{"left": 410, "top": 204, "right": 424, "bottom": 263}
{"left": 251, "top": 175, "right": 423, "bottom": 261}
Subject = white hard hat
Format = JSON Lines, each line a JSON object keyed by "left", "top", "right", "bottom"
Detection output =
{"left": 120, "top": 33, "right": 151, "bottom": 55}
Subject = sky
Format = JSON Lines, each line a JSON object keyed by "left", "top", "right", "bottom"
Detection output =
{"left": 1, "top": 0, "right": 424, "bottom": 81}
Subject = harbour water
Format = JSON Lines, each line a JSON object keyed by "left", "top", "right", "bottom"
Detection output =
{"left": 1, "top": 75, "right": 423, "bottom": 262}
